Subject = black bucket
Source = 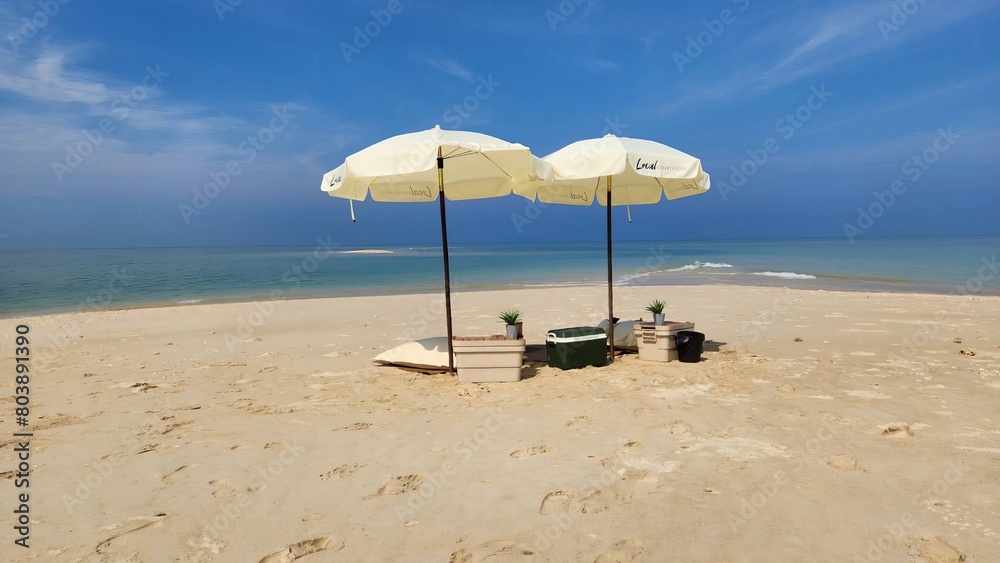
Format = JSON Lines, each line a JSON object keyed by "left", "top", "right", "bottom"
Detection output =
{"left": 676, "top": 331, "right": 705, "bottom": 363}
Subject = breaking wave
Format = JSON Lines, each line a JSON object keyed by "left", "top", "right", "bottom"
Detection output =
{"left": 750, "top": 271, "right": 817, "bottom": 280}
{"left": 668, "top": 261, "right": 734, "bottom": 271}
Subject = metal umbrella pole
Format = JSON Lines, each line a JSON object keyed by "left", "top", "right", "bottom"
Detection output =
{"left": 606, "top": 175, "right": 614, "bottom": 363}
{"left": 437, "top": 147, "right": 455, "bottom": 374}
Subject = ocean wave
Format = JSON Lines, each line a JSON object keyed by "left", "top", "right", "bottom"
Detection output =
{"left": 668, "top": 261, "right": 734, "bottom": 272}
{"left": 750, "top": 271, "right": 817, "bottom": 280}
{"left": 339, "top": 249, "right": 394, "bottom": 254}
{"left": 177, "top": 299, "right": 203, "bottom": 304}
{"left": 615, "top": 270, "right": 654, "bottom": 284}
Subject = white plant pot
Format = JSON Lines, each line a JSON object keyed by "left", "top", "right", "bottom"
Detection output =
{"left": 505, "top": 325, "right": 519, "bottom": 340}
{"left": 654, "top": 313, "right": 665, "bottom": 326}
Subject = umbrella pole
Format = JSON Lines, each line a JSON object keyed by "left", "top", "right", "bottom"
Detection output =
{"left": 607, "top": 175, "right": 614, "bottom": 364}
{"left": 438, "top": 148, "right": 455, "bottom": 374}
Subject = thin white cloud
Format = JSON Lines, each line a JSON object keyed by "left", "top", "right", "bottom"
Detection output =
{"left": 808, "top": 73, "right": 1000, "bottom": 136}
{"left": 577, "top": 57, "right": 620, "bottom": 72}
{"left": 0, "top": 50, "right": 113, "bottom": 104}
{"left": 771, "top": 3, "right": 886, "bottom": 72}
{"left": 658, "top": 0, "right": 996, "bottom": 116}
{"left": 0, "top": 48, "right": 362, "bottom": 198}
{"left": 772, "top": 127, "right": 1000, "bottom": 171}
{"left": 415, "top": 57, "right": 473, "bottom": 82}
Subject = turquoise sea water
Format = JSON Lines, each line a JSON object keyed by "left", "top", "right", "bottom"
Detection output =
{"left": 1, "top": 236, "right": 998, "bottom": 318}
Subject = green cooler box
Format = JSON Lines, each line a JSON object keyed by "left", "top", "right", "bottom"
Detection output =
{"left": 546, "top": 327, "right": 608, "bottom": 370}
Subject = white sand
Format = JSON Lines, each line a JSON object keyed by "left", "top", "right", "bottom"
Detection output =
{"left": 2, "top": 285, "right": 998, "bottom": 562}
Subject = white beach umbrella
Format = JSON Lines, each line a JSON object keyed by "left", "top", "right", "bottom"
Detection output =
{"left": 322, "top": 126, "right": 551, "bottom": 373}
{"left": 515, "top": 134, "right": 710, "bottom": 361}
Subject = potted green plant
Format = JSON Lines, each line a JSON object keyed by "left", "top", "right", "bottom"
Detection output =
{"left": 499, "top": 309, "right": 522, "bottom": 340}
{"left": 646, "top": 299, "right": 666, "bottom": 326}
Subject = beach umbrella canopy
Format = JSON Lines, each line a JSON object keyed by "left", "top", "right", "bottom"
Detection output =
{"left": 515, "top": 134, "right": 710, "bottom": 361}
{"left": 322, "top": 126, "right": 550, "bottom": 373}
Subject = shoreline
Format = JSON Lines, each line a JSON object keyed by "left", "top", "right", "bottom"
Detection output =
{"left": 0, "top": 280, "right": 1000, "bottom": 320}
{"left": 6, "top": 281, "right": 1000, "bottom": 322}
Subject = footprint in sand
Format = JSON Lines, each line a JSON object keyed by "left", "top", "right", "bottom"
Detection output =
{"left": 539, "top": 491, "right": 574, "bottom": 515}
{"left": 881, "top": 423, "right": 914, "bottom": 438}
{"left": 648, "top": 420, "right": 692, "bottom": 435}
{"left": 161, "top": 421, "right": 192, "bottom": 435}
{"left": 161, "top": 464, "right": 194, "bottom": 485}
{"left": 566, "top": 416, "right": 592, "bottom": 427}
{"left": 320, "top": 463, "right": 363, "bottom": 480}
{"left": 510, "top": 445, "right": 551, "bottom": 458}
{"left": 334, "top": 422, "right": 372, "bottom": 432}
{"left": 95, "top": 514, "right": 168, "bottom": 555}
{"left": 906, "top": 534, "right": 965, "bottom": 562}
{"left": 594, "top": 539, "right": 644, "bottom": 562}
{"left": 209, "top": 479, "right": 238, "bottom": 498}
{"left": 825, "top": 455, "right": 860, "bottom": 472}
{"left": 367, "top": 474, "right": 423, "bottom": 498}
{"left": 582, "top": 487, "right": 632, "bottom": 514}
{"left": 134, "top": 443, "right": 162, "bottom": 455}
{"left": 450, "top": 539, "right": 535, "bottom": 562}
{"left": 258, "top": 537, "right": 343, "bottom": 563}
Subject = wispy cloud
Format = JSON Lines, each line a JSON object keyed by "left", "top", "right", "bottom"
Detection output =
{"left": 772, "top": 127, "right": 1000, "bottom": 171}
{"left": 577, "top": 57, "right": 620, "bottom": 72}
{"left": 657, "top": 0, "right": 996, "bottom": 116}
{"left": 0, "top": 47, "right": 360, "bottom": 197}
{"left": 414, "top": 56, "right": 473, "bottom": 82}
{"left": 808, "top": 72, "right": 1000, "bottom": 135}
{"left": 0, "top": 49, "right": 113, "bottom": 104}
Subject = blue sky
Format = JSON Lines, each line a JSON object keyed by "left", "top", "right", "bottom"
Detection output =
{"left": 0, "top": 0, "right": 997, "bottom": 249}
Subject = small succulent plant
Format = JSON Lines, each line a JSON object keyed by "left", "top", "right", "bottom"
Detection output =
{"left": 645, "top": 299, "right": 666, "bottom": 315}
{"left": 499, "top": 309, "right": 521, "bottom": 325}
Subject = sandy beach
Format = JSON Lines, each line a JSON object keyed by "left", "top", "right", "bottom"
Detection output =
{"left": 3, "top": 284, "right": 999, "bottom": 562}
